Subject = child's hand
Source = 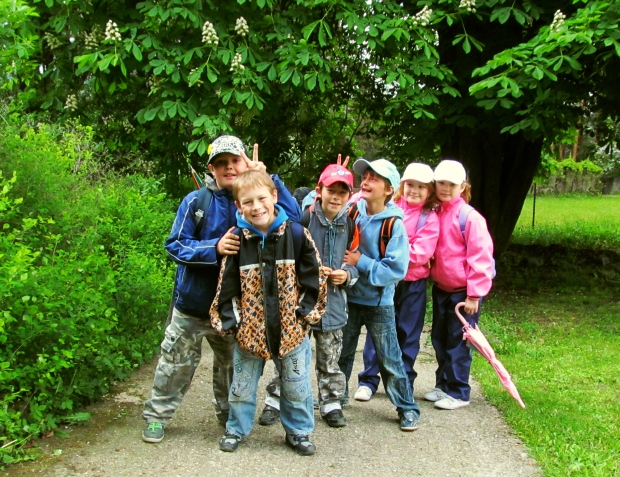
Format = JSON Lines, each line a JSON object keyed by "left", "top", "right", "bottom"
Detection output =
{"left": 241, "top": 143, "right": 267, "bottom": 172}
{"left": 322, "top": 266, "right": 333, "bottom": 277}
{"left": 464, "top": 297, "right": 479, "bottom": 314}
{"left": 329, "top": 269, "right": 348, "bottom": 286}
{"left": 343, "top": 249, "right": 361, "bottom": 266}
{"left": 216, "top": 227, "right": 240, "bottom": 255}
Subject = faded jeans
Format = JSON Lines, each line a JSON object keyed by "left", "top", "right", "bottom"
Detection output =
{"left": 338, "top": 303, "right": 419, "bottom": 415}
{"left": 227, "top": 336, "right": 314, "bottom": 438}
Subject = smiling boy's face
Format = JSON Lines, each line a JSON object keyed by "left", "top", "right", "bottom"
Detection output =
{"left": 235, "top": 185, "right": 278, "bottom": 234}
{"left": 316, "top": 182, "right": 351, "bottom": 220}
{"left": 208, "top": 153, "right": 248, "bottom": 190}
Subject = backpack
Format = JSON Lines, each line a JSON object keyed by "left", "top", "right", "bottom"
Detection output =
{"left": 301, "top": 205, "right": 359, "bottom": 252}
{"left": 458, "top": 204, "right": 496, "bottom": 278}
{"left": 347, "top": 202, "right": 399, "bottom": 259}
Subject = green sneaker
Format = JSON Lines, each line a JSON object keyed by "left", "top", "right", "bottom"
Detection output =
{"left": 142, "top": 422, "right": 165, "bottom": 443}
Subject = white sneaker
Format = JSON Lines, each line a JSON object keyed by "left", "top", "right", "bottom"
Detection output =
{"left": 434, "top": 395, "right": 470, "bottom": 410}
{"left": 423, "top": 388, "right": 448, "bottom": 402}
{"left": 354, "top": 385, "right": 373, "bottom": 402}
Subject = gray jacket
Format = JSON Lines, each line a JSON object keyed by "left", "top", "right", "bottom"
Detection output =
{"left": 306, "top": 201, "right": 359, "bottom": 331}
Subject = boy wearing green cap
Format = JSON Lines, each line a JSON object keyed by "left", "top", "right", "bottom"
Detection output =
{"left": 338, "top": 158, "right": 421, "bottom": 431}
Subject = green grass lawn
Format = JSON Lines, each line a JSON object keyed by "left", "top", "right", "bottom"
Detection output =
{"left": 474, "top": 196, "right": 620, "bottom": 476}
{"left": 513, "top": 194, "right": 620, "bottom": 251}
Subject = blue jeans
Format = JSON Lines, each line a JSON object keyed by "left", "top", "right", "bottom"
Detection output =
{"left": 338, "top": 303, "right": 419, "bottom": 415}
{"left": 227, "top": 336, "right": 314, "bottom": 438}
{"left": 358, "top": 280, "right": 426, "bottom": 394}
{"left": 431, "top": 286, "right": 481, "bottom": 401}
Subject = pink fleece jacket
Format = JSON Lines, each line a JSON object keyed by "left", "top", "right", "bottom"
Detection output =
{"left": 394, "top": 197, "right": 440, "bottom": 282}
{"left": 430, "top": 196, "right": 494, "bottom": 297}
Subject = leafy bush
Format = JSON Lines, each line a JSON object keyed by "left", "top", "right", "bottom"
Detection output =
{"left": 0, "top": 119, "right": 176, "bottom": 465}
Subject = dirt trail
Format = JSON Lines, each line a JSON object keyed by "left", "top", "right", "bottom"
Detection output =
{"left": 3, "top": 329, "right": 540, "bottom": 477}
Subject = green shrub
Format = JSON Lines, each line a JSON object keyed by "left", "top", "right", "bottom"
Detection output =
{"left": 0, "top": 119, "right": 176, "bottom": 465}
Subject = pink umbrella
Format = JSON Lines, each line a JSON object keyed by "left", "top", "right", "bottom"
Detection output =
{"left": 456, "top": 302, "right": 526, "bottom": 408}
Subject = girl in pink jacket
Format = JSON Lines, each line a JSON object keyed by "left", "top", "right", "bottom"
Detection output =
{"left": 425, "top": 159, "right": 494, "bottom": 410}
{"left": 354, "top": 163, "right": 440, "bottom": 402}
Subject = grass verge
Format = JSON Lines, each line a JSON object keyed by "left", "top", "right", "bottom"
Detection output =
{"left": 473, "top": 246, "right": 620, "bottom": 477}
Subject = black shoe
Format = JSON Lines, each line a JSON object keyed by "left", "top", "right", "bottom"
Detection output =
{"left": 322, "top": 409, "right": 347, "bottom": 428}
{"left": 285, "top": 434, "right": 316, "bottom": 456}
{"left": 219, "top": 432, "right": 241, "bottom": 452}
{"left": 258, "top": 405, "right": 280, "bottom": 426}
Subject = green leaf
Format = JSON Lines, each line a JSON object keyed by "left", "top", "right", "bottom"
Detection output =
{"left": 532, "top": 67, "right": 543, "bottom": 80}
{"left": 132, "top": 43, "right": 143, "bottom": 62}
{"left": 267, "top": 65, "right": 277, "bottom": 81}
{"left": 197, "top": 139, "right": 207, "bottom": 156}
{"left": 206, "top": 66, "right": 217, "bottom": 83}
{"left": 292, "top": 70, "right": 301, "bottom": 86}
{"left": 144, "top": 107, "right": 159, "bottom": 121}
{"left": 306, "top": 74, "right": 317, "bottom": 91}
{"left": 463, "top": 38, "right": 471, "bottom": 54}
{"left": 302, "top": 20, "right": 320, "bottom": 41}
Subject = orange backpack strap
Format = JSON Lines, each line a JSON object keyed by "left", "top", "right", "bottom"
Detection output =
{"left": 379, "top": 216, "right": 397, "bottom": 259}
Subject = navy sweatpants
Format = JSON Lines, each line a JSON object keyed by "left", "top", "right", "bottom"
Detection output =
{"left": 430, "top": 285, "right": 481, "bottom": 401}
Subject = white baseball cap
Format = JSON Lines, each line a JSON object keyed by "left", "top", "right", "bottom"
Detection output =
{"left": 434, "top": 159, "right": 467, "bottom": 184}
{"left": 401, "top": 163, "right": 434, "bottom": 184}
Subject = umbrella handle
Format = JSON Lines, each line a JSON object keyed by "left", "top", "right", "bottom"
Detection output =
{"left": 455, "top": 302, "right": 469, "bottom": 327}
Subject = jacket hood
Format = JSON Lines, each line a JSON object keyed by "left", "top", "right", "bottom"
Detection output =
{"left": 355, "top": 199, "right": 404, "bottom": 221}
{"left": 236, "top": 204, "right": 288, "bottom": 245}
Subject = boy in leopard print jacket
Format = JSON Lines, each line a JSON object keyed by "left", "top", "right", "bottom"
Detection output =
{"left": 210, "top": 170, "right": 327, "bottom": 456}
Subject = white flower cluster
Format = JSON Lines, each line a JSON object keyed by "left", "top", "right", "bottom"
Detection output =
{"left": 413, "top": 6, "right": 433, "bottom": 27}
{"left": 105, "top": 20, "right": 122, "bottom": 42}
{"left": 230, "top": 52, "right": 244, "bottom": 72}
{"left": 44, "top": 32, "right": 62, "bottom": 50}
{"left": 459, "top": 0, "right": 476, "bottom": 13}
{"left": 84, "top": 26, "right": 102, "bottom": 50}
{"left": 235, "top": 17, "right": 249, "bottom": 37}
{"left": 550, "top": 10, "right": 566, "bottom": 32}
{"left": 202, "top": 21, "right": 219, "bottom": 46}
{"left": 123, "top": 119, "right": 134, "bottom": 133}
{"left": 64, "top": 94, "right": 78, "bottom": 111}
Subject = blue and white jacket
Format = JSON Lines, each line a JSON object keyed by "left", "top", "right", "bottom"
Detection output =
{"left": 346, "top": 200, "right": 408, "bottom": 307}
{"left": 164, "top": 175, "right": 301, "bottom": 319}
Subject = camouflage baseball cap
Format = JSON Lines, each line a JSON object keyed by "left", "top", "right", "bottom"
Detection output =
{"left": 207, "top": 135, "right": 248, "bottom": 164}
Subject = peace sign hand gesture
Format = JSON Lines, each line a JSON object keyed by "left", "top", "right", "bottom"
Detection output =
{"left": 240, "top": 143, "right": 267, "bottom": 172}
{"left": 336, "top": 154, "right": 350, "bottom": 168}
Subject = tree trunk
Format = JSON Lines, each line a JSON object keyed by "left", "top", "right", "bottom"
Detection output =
{"left": 442, "top": 129, "right": 544, "bottom": 256}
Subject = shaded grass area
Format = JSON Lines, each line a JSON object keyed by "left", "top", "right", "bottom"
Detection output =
{"left": 474, "top": 245, "right": 620, "bottom": 477}
{"left": 513, "top": 195, "right": 620, "bottom": 251}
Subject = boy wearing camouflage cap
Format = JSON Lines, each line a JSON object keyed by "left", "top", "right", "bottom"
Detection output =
{"left": 142, "top": 135, "right": 301, "bottom": 443}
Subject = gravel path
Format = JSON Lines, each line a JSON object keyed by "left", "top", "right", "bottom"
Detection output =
{"left": 4, "top": 329, "right": 540, "bottom": 477}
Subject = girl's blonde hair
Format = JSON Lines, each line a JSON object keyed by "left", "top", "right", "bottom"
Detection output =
{"left": 394, "top": 181, "right": 439, "bottom": 211}
{"left": 232, "top": 170, "right": 276, "bottom": 200}
{"left": 462, "top": 182, "right": 472, "bottom": 203}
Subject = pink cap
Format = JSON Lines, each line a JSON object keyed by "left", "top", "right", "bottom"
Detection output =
{"left": 318, "top": 164, "right": 354, "bottom": 191}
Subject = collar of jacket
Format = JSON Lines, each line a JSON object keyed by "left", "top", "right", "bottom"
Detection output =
{"left": 236, "top": 205, "right": 289, "bottom": 247}
{"left": 313, "top": 199, "right": 349, "bottom": 226}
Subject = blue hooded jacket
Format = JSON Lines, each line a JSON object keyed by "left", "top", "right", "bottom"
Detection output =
{"left": 164, "top": 175, "right": 301, "bottom": 318}
{"left": 346, "top": 199, "right": 408, "bottom": 307}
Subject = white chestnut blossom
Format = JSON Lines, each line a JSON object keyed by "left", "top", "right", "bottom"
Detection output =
{"left": 202, "top": 21, "right": 219, "bottom": 46}
{"left": 104, "top": 20, "right": 122, "bottom": 42}
{"left": 550, "top": 10, "right": 566, "bottom": 32}
{"left": 230, "top": 52, "right": 244, "bottom": 72}
{"left": 412, "top": 6, "right": 433, "bottom": 27}
{"left": 235, "top": 17, "right": 249, "bottom": 37}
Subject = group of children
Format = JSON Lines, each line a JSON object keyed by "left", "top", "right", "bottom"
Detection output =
{"left": 142, "top": 134, "right": 495, "bottom": 457}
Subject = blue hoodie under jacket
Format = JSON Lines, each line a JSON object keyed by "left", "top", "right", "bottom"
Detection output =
{"left": 346, "top": 199, "right": 408, "bottom": 307}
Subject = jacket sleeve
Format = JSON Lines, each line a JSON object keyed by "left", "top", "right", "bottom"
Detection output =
{"left": 295, "top": 228, "right": 327, "bottom": 325}
{"left": 356, "top": 219, "right": 408, "bottom": 287}
{"left": 273, "top": 174, "right": 301, "bottom": 223}
{"left": 464, "top": 211, "right": 494, "bottom": 298}
{"left": 343, "top": 264, "right": 359, "bottom": 288}
{"left": 409, "top": 211, "right": 440, "bottom": 267}
{"left": 210, "top": 252, "right": 242, "bottom": 335}
{"left": 164, "top": 192, "right": 220, "bottom": 266}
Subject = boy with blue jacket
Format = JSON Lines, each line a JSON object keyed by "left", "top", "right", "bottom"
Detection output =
{"left": 338, "top": 158, "right": 421, "bottom": 431}
{"left": 142, "top": 135, "right": 301, "bottom": 443}
{"left": 258, "top": 160, "right": 359, "bottom": 428}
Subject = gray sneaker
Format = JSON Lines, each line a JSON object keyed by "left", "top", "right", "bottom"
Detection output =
{"left": 142, "top": 422, "right": 164, "bottom": 443}
{"left": 258, "top": 405, "right": 280, "bottom": 426}
{"left": 399, "top": 411, "right": 420, "bottom": 432}
{"left": 285, "top": 434, "right": 316, "bottom": 456}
